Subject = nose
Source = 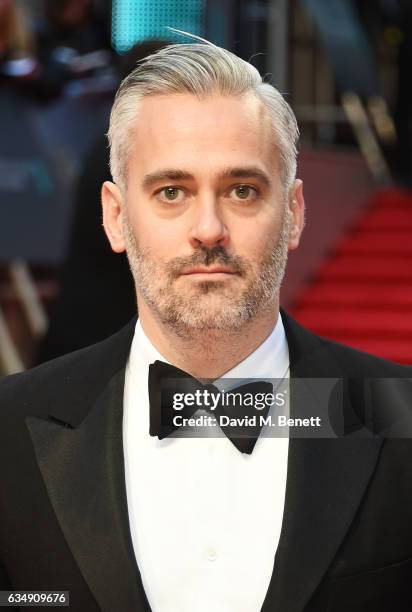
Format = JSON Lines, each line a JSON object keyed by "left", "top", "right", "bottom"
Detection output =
{"left": 188, "top": 195, "right": 229, "bottom": 249}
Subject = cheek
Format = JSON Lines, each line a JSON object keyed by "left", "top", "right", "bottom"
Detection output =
{"left": 232, "top": 214, "right": 282, "bottom": 257}
{"left": 129, "top": 213, "right": 183, "bottom": 258}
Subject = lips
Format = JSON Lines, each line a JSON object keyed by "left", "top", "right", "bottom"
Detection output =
{"left": 181, "top": 267, "right": 236, "bottom": 275}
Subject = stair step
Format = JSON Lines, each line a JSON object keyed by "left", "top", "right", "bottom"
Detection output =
{"left": 323, "top": 337, "right": 412, "bottom": 365}
{"left": 318, "top": 256, "right": 412, "bottom": 282}
{"left": 356, "top": 209, "right": 412, "bottom": 231}
{"left": 369, "top": 188, "right": 412, "bottom": 210}
{"left": 292, "top": 307, "right": 412, "bottom": 339}
{"left": 295, "top": 283, "right": 412, "bottom": 308}
{"left": 336, "top": 232, "right": 412, "bottom": 256}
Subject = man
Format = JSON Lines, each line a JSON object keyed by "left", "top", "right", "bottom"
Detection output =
{"left": 1, "top": 41, "right": 412, "bottom": 612}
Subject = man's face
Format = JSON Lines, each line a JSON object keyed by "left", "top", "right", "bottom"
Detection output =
{"left": 104, "top": 92, "right": 303, "bottom": 333}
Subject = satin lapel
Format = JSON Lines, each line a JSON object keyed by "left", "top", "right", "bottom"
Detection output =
{"left": 25, "top": 367, "right": 151, "bottom": 612}
{"left": 261, "top": 312, "right": 383, "bottom": 612}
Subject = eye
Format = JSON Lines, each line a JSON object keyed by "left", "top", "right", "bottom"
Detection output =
{"left": 156, "top": 186, "right": 185, "bottom": 203}
{"left": 230, "top": 184, "right": 258, "bottom": 202}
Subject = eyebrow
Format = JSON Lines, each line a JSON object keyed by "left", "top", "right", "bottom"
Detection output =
{"left": 141, "top": 166, "right": 272, "bottom": 190}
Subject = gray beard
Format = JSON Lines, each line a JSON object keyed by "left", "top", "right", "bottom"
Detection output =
{"left": 122, "top": 212, "right": 290, "bottom": 335}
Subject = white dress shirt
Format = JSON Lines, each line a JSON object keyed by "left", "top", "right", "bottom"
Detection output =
{"left": 123, "top": 313, "right": 290, "bottom": 612}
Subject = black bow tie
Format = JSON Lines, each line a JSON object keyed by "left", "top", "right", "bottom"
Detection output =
{"left": 148, "top": 360, "right": 273, "bottom": 454}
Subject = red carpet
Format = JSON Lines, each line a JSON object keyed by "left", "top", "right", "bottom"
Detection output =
{"left": 291, "top": 189, "right": 412, "bottom": 365}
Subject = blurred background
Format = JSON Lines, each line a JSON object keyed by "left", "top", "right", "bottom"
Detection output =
{"left": 0, "top": 0, "right": 411, "bottom": 375}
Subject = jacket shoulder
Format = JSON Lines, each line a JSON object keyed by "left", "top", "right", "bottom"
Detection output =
{"left": 0, "top": 318, "right": 135, "bottom": 421}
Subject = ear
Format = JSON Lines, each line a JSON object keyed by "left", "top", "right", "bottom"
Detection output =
{"left": 101, "top": 181, "right": 126, "bottom": 253}
{"left": 287, "top": 179, "right": 305, "bottom": 251}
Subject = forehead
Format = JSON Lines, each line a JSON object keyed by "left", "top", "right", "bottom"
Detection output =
{"left": 127, "top": 92, "right": 280, "bottom": 180}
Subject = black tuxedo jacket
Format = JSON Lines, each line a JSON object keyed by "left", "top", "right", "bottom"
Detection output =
{"left": 1, "top": 311, "right": 412, "bottom": 612}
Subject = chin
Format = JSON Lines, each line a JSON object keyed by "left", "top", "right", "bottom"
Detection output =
{"left": 172, "top": 303, "right": 254, "bottom": 331}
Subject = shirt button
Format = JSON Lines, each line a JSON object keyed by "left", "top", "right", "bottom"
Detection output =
{"left": 206, "top": 548, "right": 218, "bottom": 561}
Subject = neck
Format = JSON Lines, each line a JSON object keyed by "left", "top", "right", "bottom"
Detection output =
{"left": 137, "top": 299, "right": 280, "bottom": 379}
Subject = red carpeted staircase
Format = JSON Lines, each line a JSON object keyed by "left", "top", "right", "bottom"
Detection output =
{"left": 291, "top": 189, "right": 412, "bottom": 365}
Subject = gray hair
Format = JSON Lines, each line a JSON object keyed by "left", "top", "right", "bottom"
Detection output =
{"left": 108, "top": 40, "right": 299, "bottom": 193}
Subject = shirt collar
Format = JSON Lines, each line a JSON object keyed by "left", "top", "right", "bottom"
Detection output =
{"left": 128, "top": 313, "right": 289, "bottom": 383}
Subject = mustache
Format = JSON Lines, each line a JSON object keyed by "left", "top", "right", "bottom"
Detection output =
{"left": 165, "top": 246, "right": 247, "bottom": 277}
